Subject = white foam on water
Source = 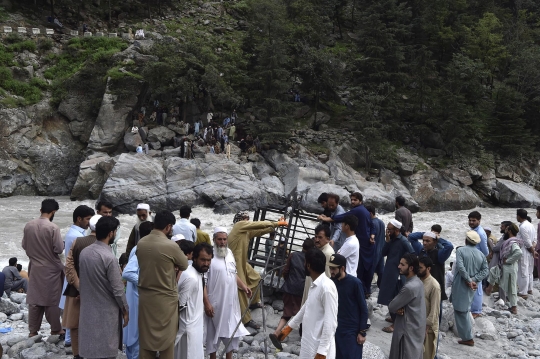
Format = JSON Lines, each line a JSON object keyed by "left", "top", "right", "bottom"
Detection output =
{"left": 1, "top": 196, "right": 536, "bottom": 270}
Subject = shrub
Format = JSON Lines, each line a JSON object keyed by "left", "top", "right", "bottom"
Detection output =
{"left": 37, "top": 38, "right": 54, "bottom": 52}
{"left": 8, "top": 40, "right": 37, "bottom": 53}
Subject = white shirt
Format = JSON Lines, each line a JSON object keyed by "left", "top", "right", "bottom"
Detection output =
{"left": 337, "top": 235, "right": 359, "bottom": 277}
{"left": 518, "top": 220, "right": 536, "bottom": 267}
{"left": 288, "top": 274, "right": 338, "bottom": 359}
{"left": 172, "top": 218, "right": 197, "bottom": 242}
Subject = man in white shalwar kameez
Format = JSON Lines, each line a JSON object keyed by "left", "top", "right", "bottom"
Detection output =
{"left": 516, "top": 209, "right": 536, "bottom": 297}
{"left": 204, "top": 227, "right": 251, "bottom": 359}
{"left": 175, "top": 243, "right": 213, "bottom": 359}
{"left": 271, "top": 248, "right": 338, "bottom": 359}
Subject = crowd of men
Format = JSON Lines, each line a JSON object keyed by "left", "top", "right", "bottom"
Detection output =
{"left": 2, "top": 195, "right": 539, "bottom": 359}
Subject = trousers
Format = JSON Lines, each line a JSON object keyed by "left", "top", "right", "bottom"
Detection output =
{"left": 28, "top": 304, "right": 62, "bottom": 334}
{"left": 356, "top": 262, "right": 375, "bottom": 295}
{"left": 140, "top": 343, "right": 174, "bottom": 359}
{"left": 470, "top": 282, "right": 483, "bottom": 314}
{"left": 454, "top": 310, "right": 473, "bottom": 341}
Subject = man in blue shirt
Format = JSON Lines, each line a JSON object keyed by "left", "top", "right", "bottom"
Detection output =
{"left": 172, "top": 205, "right": 197, "bottom": 242}
{"left": 60, "top": 205, "right": 95, "bottom": 346}
{"left": 321, "top": 192, "right": 376, "bottom": 296}
{"left": 366, "top": 205, "right": 386, "bottom": 288}
{"left": 468, "top": 211, "right": 488, "bottom": 318}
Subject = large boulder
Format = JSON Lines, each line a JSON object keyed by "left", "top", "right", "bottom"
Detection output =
{"left": 99, "top": 153, "right": 167, "bottom": 212}
{"left": 403, "top": 164, "right": 481, "bottom": 211}
{"left": 494, "top": 178, "right": 540, "bottom": 207}
{"left": 309, "top": 112, "right": 331, "bottom": 129}
{"left": 475, "top": 317, "right": 498, "bottom": 341}
{"left": 396, "top": 148, "right": 421, "bottom": 176}
{"left": 147, "top": 126, "right": 176, "bottom": 146}
{"left": 87, "top": 78, "right": 144, "bottom": 153}
{"left": 0, "top": 298, "right": 20, "bottom": 315}
{"left": 124, "top": 131, "right": 144, "bottom": 151}
{"left": 70, "top": 154, "right": 117, "bottom": 200}
{"left": 379, "top": 169, "right": 419, "bottom": 212}
{"left": 58, "top": 95, "right": 97, "bottom": 143}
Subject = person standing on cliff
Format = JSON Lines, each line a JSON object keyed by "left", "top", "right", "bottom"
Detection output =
{"left": 228, "top": 212, "right": 288, "bottom": 329}
{"left": 467, "top": 211, "right": 488, "bottom": 318}
{"left": 395, "top": 196, "right": 413, "bottom": 235}
{"left": 22, "top": 198, "right": 65, "bottom": 338}
{"left": 125, "top": 203, "right": 153, "bottom": 256}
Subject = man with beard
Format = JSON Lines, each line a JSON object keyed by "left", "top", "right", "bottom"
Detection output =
{"left": 418, "top": 229, "right": 453, "bottom": 302}
{"left": 60, "top": 205, "right": 95, "bottom": 346}
{"left": 228, "top": 212, "right": 288, "bottom": 329}
{"left": 122, "top": 221, "right": 154, "bottom": 359}
{"left": 378, "top": 220, "right": 415, "bottom": 333}
{"left": 271, "top": 249, "right": 338, "bottom": 359}
{"left": 394, "top": 196, "right": 413, "bottom": 235}
{"left": 175, "top": 243, "right": 213, "bottom": 359}
{"left": 325, "top": 193, "right": 346, "bottom": 250}
{"left": 516, "top": 209, "right": 535, "bottom": 298}
{"left": 204, "top": 228, "right": 251, "bottom": 359}
{"left": 22, "top": 198, "right": 65, "bottom": 338}
{"left": 328, "top": 254, "right": 369, "bottom": 359}
{"left": 138, "top": 211, "right": 188, "bottom": 359}
{"left": 125, "top": 203, "right": 153, "bottom": 256}
{"left": 485, "top": 223, "right": 522, "bottom": 314}
{"left": 467, "top": 211, "right": 488, "bottom": 318}
{"left": 487, "top": 221, "right": 512, "bottom": 299}
{"left": 450, "top": 231, "right": 488, "bottom": 346}
{"left": 94, "top": 201, "right": 120, "bottom": 256}
{"left": 79, "top": 216, "right": 128, "bottom": 359}
{"left": 418, "top": 256, "right": 441, "bottom": 359}
{"left": 388, "top": 253, "right": 426, "bottom": 359}
{"left": 302, "top": 224, "right": 335, "bottom": 305}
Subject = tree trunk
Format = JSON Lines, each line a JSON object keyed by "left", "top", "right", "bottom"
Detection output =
{"left": 147, "top": 0, "right": 151, "bottom": 18}
{"left": 108, "top": 0, "right": 111, "bottom": 24}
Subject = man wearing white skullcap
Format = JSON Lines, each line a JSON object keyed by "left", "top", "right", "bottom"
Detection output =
{"left": 125, "top": 203, "right": 153, "bottom": 256}
{"left": 378, "top": 219, "right": 415, "bottom": 333}
{"left": 204, "top": 227, "right": 250, "bottom": 359}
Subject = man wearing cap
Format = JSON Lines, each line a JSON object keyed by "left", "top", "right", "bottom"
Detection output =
{"left": 228, "top": 212, "right": 288, "bottom": 329}
{"left": 125, "top": 203, "right": 153, "bottom": 256}
{"left": 450, "top": 231, "right": 489, "bottom": 346}
{"left": 204, "top": 227, "right": 251, "bottom": 359}
{"left": 418, "top": 228, "right": 453, "bottom": 302}
{"left": 62, "top": 214, "right": 101, "bottom": 359}
{"left": 172, "top": 205, "right": 197, "bottom": 242}
{"left": 378, "top": 219, "right": 415, "bottom": 333}
{"left": 467, "top": 211, "right": 488, "bottom": 318}
{"left": 328, "top": 253, "right": 369, "bottom": 359}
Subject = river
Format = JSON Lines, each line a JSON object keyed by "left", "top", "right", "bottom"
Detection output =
{"left": 1, "top": 196, "right": 536, "bottom": 269}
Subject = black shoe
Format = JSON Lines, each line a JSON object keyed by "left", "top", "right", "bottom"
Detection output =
{"left": 65, "top": 342, "right": 72, "bottom": 347}
{"left": 269, "top": 334, "right": 283, "bottom": 350}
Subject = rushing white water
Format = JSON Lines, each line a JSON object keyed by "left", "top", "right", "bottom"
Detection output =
{"left": 1, "top": 196, "right": 537, "bottom": 269}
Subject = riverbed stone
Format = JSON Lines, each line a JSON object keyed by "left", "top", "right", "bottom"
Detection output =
{"left": 0, "top": 298, "right": 20, "bottom": 315}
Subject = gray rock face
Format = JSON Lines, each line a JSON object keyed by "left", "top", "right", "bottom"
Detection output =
{"left": 58, "top": 96, "right": 96, "bottom": 142}
{"left": 88, "top": 78, "right": 144, "bottom": 153}
{"left": 309, "top": 112, "right": 331, "bottom": 129}
{"left": 0, "top": 298, "right": 20, "bottom": 315}
{"left": 124, "top": 131, "right": 144, "bottom": 152}
{"left": 147, "top": 126, "right": 176, "bottom": 146}
{"left": 494, "top": 179, "right": 540, "bottom": 207}
{"left": 70, "top": 154, "right": 117, "bottom": 200}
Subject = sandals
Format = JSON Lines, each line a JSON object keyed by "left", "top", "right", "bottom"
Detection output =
{"left": 269, "top": 334, "right": 283, "bottom": 350}
{"left": 245, "top": 320, "right": 261, "bottom": 330}
{"left": 385, "top": 317, "right": 394, "bottom": 323}
{"left": 249, "top": 302, "right": 264, "bottom": 309}
{"left": 382, "top": 326, "right": 394, "bottom": 333}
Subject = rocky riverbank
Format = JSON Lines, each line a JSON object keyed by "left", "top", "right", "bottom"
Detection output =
{"left": 2, "top": 279, "right": 540, "bottom": 359}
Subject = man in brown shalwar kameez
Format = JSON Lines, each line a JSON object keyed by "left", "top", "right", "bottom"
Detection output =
{"left": 79, "top": 216, "right": 128, "bottom": 359}
{"left": 21, "top": 198, "right": 65, "bottom": 337}
{"left": 137, "top": 210, "right": 188, "bottom": 359}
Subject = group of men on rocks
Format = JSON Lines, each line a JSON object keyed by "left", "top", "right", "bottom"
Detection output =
{"left": 7, "top": 194, "right": 540, "bottom": 359}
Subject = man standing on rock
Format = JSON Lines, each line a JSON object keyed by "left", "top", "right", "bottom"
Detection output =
{"left": 138, "top": 211, "right": 188, "bottom": 359}
{"left": 271, "top": 248, "right": 338, "bottom": 359}
{"left": 204, "top": 228, "right": 250, "bottom": 359}
{"left": 302, "top": 224, "right": 335, "bottom": 305}
{"left": 485, "top": 223, "right": 522, "bottom": 314}
{"left": 450, "top": 231, "right": 488, "bottom": 347}
{"left": 228, "top": 212, "right": 288, "bottom": 329}
{"left": 366, "top": 205, "right": 386, "bottom": 288}
{"left": 328, "top": 253, "right": 369, "bottom": 359}
{"left": 79, "top": 216, "right": 128, "bottom": 359}
{"left": 516, "top": 209, "right": 535, "bottom": 298}
{"left": 337, "top": 215, "right": 360, "bottom": 276}
{"left": 418, "top": 256, "right": 441, "bottom": 359}
{"left": 60, "top": 205, "right": 95, "bottom": 347}
{"left": 172, "top": 205, "right": 197, "bottom": 242}
{"left": 467, "top": 211, "right": 488, "bottom": 318}
{"left": 324, "top": 193, "right": 346, "bottom": 250}
{"left": 378, "top": 220, "right": 415, "bottom": 333}
{"left": 22, "top": 198, "right": 65, "bottom": 338}
{"left": 487, "top": 221, "right": 512, "bottom": 300}
{"left": 175, "top": 243, "right": 213, "bottom": 359}
{"left": 388, "top": 253, "right": 426, "bottom": 359}
{"left": 125, "top": 203, "right": 153, "bottom": 256}
{"left": 395, "top": 196, "right": 413, "bottom": 235}
{"left": 320, "top": 192, "right": 376, "bottom": 297}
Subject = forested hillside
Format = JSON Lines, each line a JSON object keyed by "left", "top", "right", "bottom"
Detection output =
{"left": 2, "top": 0, "right": 540, "bottom": 169}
